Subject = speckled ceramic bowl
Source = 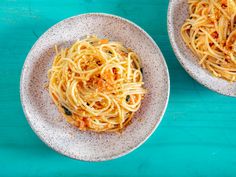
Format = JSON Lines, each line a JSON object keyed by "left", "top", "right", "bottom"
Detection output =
{"left": 168, "top": 0, "right": 236, "bottom": 97}
{"left": 20, "top": 13, "right": 170, "bottom": 161}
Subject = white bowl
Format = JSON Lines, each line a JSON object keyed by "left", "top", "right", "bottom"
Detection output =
{"left": 20, "top": 13, "right": 170, "bottom": 161}
{"left": 168, "top": 0, "right": 236, "bottom": 97}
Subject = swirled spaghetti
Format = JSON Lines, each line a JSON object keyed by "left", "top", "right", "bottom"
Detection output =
{"left": 48, "top": 35, "right": 147, "bottom": 132}
{"left": 181, "top": 0, "right": 236, "bottom": 82}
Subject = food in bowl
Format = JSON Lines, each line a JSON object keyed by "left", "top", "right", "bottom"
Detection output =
{"left": 48, "top": 35, "right": 147, "bottom": 132}
{"left": 181, "top": 0, "right": 236, "bottom": 82}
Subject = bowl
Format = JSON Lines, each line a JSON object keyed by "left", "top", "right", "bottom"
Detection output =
{"left": 20, "top": 13, "right": 170, "bottom": 161}
{"left": 168, "top": 0, "right": 236, "bottom": 97}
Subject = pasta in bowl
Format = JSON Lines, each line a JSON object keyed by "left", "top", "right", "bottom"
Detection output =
{"left": 168, "top": 0, "right": 236, "bottom": 96}
{"left": 181, "top": 0, "right": 236, "bottom": 82}
{"left": 20, "top": 13, "right": 169, "bottom": 161}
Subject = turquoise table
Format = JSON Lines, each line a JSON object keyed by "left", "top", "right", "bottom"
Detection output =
{"left": 1, "top": 0, "right": 236, "bottom": 176}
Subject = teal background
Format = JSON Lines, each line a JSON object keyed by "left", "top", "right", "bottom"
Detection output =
{"left": 1, "top": 0, "right": 236, "bottom": 176}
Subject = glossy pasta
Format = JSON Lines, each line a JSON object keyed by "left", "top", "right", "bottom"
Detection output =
{"left": 181, "top": 0, "right": 236, "bottom": 81}
{"left": 48, "top": 35, "right": 147, "bottom": 132}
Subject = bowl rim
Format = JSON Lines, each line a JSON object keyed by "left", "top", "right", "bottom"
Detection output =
{"left": 167, "top": 0, "right": 236, "bottom": 98}
{"left": 20, "top": 12, "right": 170, "bottom": 161}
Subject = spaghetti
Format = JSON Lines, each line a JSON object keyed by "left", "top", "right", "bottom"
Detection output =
{"left": 48, "top": 35, "right": 147, "bottom": 132}
{"left": 181, "top": 0, "right": 236, "bottom": 81}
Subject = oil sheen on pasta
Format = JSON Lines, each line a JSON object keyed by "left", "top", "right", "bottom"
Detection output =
{"left": 181, "top": 0, "right": 236, "bottom": 82}
{"left": 48, "top": 35, "right": 147, "bottom": 132}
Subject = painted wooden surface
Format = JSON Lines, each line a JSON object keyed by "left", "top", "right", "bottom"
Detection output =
{"left": 1, "top": 0, "right": 236, "bottom": 176}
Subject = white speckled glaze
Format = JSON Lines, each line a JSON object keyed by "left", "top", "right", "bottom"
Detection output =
{"left": 168, "top": 0, "right": 236, "bottom": 97}
{"left": 20, "top": 13, "right": 170, "bottom": 161}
